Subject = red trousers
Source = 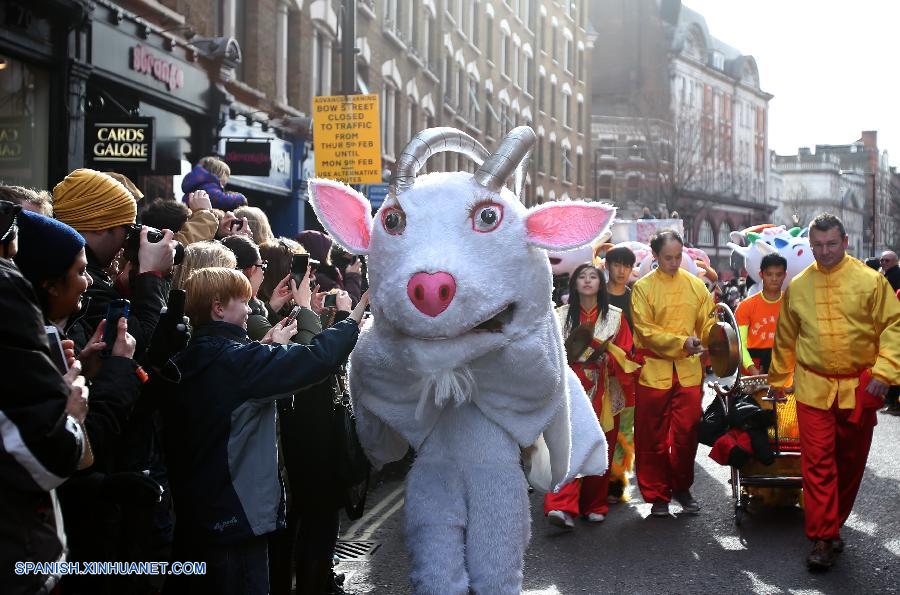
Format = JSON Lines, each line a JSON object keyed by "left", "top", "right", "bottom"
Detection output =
{"left": 633, "top": 372, "right": 702, "bottom": 503}
{"left": 544, "top": 415, "right": 619, "bottom": 516}
{"left": 797, "top": 399, "right": 876, "bottom": 541}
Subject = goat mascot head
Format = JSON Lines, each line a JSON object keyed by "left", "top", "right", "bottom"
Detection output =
{"left": 308, "top": 127, "right": 615, "bottom": 362}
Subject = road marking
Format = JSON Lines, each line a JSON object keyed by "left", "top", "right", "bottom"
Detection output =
{"left": 359, "top": 496, "right": 405, "bottom": 541}
{"left": 342, "top": 484, "right": 405, "bottom": 539}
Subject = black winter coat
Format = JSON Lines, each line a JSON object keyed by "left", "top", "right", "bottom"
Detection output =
{"left": 0, "top": 258, "right": 83, "bottom": 595}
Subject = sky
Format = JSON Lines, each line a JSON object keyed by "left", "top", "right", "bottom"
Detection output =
{"left": 683, "top": 0, "right": 900, "bottom": 165}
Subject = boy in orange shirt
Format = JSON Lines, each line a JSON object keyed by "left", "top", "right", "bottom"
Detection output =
{"left": 735, "top": 254, "right": 787, "bottom": 375}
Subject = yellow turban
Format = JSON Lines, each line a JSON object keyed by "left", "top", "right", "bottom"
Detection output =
{"left": 53, "top": 169, "right": 137, "bottom": 232}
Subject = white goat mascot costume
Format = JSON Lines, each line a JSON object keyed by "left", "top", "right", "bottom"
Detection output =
{"left": 308, "top": 127, "right": 612, "bottom": 594}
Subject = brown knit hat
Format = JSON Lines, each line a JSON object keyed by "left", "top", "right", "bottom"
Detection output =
{"left": 53, "top": 169, "right": 137, "bottom": 232}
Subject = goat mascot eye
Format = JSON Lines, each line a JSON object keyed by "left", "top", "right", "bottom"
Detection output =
{"left": 472, "top": 203, "right": 503, "bottom": 233}
{"left": 382, "top": 207, "right": 406, "bottom": 235}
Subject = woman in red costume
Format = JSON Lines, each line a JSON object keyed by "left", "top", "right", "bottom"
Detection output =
{"left": 545, "top": 264, "right": 639, "bottom": 528}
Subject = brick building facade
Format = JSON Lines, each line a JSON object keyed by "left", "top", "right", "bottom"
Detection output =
{"left": 588, "top": 0, "right": 776, "bottom": 273}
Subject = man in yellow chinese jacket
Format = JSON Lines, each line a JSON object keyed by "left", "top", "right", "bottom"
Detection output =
{"left": 631, "top": 230, "right": 716, "bottom": 517}
{"left": 769, "top": 214, "right": 900, "bottom": 571}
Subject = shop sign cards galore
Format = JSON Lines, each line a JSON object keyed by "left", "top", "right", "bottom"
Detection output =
{"left": 86, "top": 117, "right": 156, "bottom": 170}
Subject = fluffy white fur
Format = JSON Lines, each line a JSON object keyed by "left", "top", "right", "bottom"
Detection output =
{"left": 310, "top": 170, "right": 612, "bottom": 594}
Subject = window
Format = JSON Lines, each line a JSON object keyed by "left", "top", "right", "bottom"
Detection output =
{"left": 564, "top": 38, "right": 573, "bottom": 73}
{"left": 501, "top": 33, "right": 511, "bottom": 77}
{"left": 523, "top": 54, "right": 532, "bottom": 94}
{"left": 551, "top": 27, "right": 558, "bottom": 61}
{"left": 717, "top": 222, "right": 731, "bottom": 246}
{"left": 469, "top": 1, "right": 479, "bottom": 45}
{"left": 512, "top": 48, "right": 519, "bottom": 86}
{"left": 485, "top": 90, "right": 496, "bottom": 137}
{"left": 562, "top": 147, "right": 572, "bottom": 183}
{"left": 563, "top": 93, "right": 571, "bottom": 127}
{"left": 385, "top": 0, "right": 397, "bottom": 27}
{"left": 467, "top": 76, "right": 480, "bottom": 122}
{"left": 537, "top": 139, "right": 544, "bottom": 170}
{"left": 424, "top": 15, "right": 435, "bottom": 68}
{"left": 0, "top": 55, "right": 49, "bottom": 188}
{"left": 311, "top": 29, "right": 332, "bottom": 97}
{"left": 578, "top": 47, "right": 585, "bottom": 80}
{"left": 539, "top": 14, "right": 547, "bottom": 53}
{"left": 576, "top": 153, "right": 583, "bottom": 186}
{"left": 406, "top": 99, "right": 418, "bottom": 146}
{"left": 629, "top": 142, "right": 646, "bottom": 159}
{"left": 549, "top": 141, "right": 557, "bottom": 177}
{"left": 443, "top": 53, "right": 454, "bottom": 105}
{"left": 597, "top": 174, "right": 613, "bottom": 199}
{"left": 500, "top": 103, "right": 511, "bottom": 136}
{"left": 538, "top": 73, "right": 545, "bottom": 111}
{"left": 599, "top": 139, "right": 615, "bottom": 157}
{"left": 456, "top": 65, "right": 465, "bottom": 112}
{"left": 382, "top": 84, "right": 397, "bottom": 157}
{"left": 576, "top": 101, "right": 583, "bottom": 131}
{"left": 698, "top": 220, "right": 715, "bottom": 246}
{"left": 550, "top": 81, "right": 557, "bottom": 119}
{"left": 486, "top": 16, "right": 494, "bottom": 61}
{"left": 625, "top": 176, "right": 640, "bottom": 200}
{"left": 446, "top": 0, "right": 458, "bottom": 21}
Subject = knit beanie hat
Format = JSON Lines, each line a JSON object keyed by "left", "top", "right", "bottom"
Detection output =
{"left": 53, "top": 168, "right": 137, "bottom": 232}
{"left": 14, "top": 209, "right": 85, "bottom": 286}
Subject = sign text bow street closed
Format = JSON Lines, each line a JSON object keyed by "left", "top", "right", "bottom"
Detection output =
{"left": 313, "top": 94, "right": 382, "bottom": 185}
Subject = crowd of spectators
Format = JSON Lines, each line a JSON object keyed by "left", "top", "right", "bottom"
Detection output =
{"left": 0, "top": 161, "right": 368, "bottom": 595}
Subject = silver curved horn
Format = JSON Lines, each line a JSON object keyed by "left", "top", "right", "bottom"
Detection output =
{"left": 473, "top": 126, "right": 536, "bottom": 196}
{"left": 391, "top": 127, "right": 491, "bottom": 196}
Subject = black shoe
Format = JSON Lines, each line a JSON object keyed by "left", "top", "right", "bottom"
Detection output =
{"left": 832, "top": 537, "right": 845, "bottom": 553}
{"left": 608, "top": 480, "right": 625, "bottom": 499}
{"left": 806, "top": 540, "right": 835, "bottom": 570}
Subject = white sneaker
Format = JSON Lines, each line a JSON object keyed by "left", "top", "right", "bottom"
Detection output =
{"left": 586, "top": 513, "right": 606, "bottom": 522}
{"left": 547, "top": 510, "right": 574, "bottom": 529}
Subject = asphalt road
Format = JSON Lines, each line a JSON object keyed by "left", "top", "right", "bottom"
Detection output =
{"left": 336, "top": 392, "right": 900, "bottom": 594}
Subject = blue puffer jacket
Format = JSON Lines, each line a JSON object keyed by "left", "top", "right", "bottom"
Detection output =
{"left": 180, "top": 165, "right": 247, "bottom": 210}
{"left": 160, "top": 319, "right": 359, "bottom": 545}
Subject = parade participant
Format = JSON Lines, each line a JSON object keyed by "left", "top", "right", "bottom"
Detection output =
{"left": 545, "top": 264, "right": 638, "bottom": 527}
{"left": 734, "top": 253, "right": 787, "bottom": 375}
{"left": 307, "top": 127, "right": 610, "bottom": 594}
{"left": 631, "top": 230, "right": 716, "bottom": 517}
{"left": 603, "top": 246, "right": 638, "bottom": 502}
{"left": 768, "top": 213, "right": 900, "bottom": 570}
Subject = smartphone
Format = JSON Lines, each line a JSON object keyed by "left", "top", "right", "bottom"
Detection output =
{"left": 284, "top": 305, "right": 302, "bottom": 325}
{"left": 101, "top": 299, "right": 130, "bottom": 358}
{"left": 45, "top": 325, "right": 69, "bottom": 374}
{"left": 166, "top": 289, "right": 186, "bottom": 321}
{"left": 229, "top": 218, "right": 243, "bottom": 230}
{"left": 324, "top": 293, "right": 338, "bottom": 308}
{"left": 291, "top": 253, "right": 309, "bottom": 288}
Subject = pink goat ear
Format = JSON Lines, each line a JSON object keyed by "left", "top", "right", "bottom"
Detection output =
{"left": 524, "top": 202, "right": 616, "bottom": 251}
{"left": 307, "top": 178, "right": 372, "bottom": 254}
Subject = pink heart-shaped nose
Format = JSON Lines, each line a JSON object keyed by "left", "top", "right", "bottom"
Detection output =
{"left": 407, "top": 272, "right": 456, "bottom": 317}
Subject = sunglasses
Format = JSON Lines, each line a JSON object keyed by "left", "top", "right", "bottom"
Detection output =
{"left": 251, "top": 260, "right": 268, "bottom": 271}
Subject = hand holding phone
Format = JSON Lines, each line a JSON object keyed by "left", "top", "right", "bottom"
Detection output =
{"left": 284, "top": 305, "right": 302, "bottom": 325}
{"left": 323, "top": 293, "right": 338, "bottom": 309}
{"left": 101, "top": 299, "right": 130, "bottom": 358}
{"left": 291, "top": 253, "right": 309, "bottom": 289}
{"left": 45, "top": 326, "right": 69, "bottom": 374}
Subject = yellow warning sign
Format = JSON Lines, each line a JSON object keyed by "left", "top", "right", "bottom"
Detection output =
{"left": 313, "top": 94, "right": 382, "bottom": 184}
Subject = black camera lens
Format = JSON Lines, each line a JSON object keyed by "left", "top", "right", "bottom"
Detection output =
{"left": 127, "top": 225, "right": 184, "bottom": 265}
